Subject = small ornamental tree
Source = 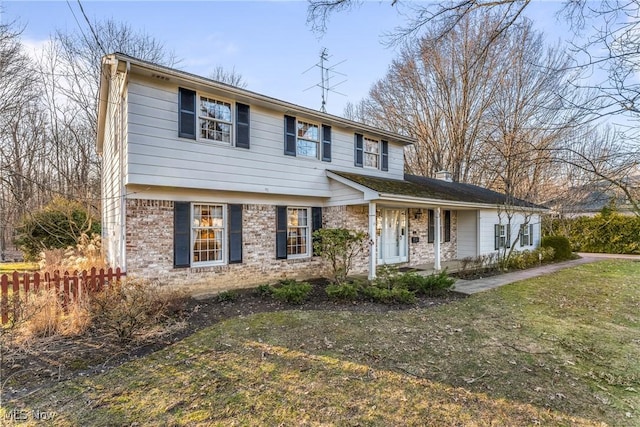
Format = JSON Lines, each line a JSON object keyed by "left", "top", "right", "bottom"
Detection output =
{"left": 313, "top": 228, "right": 368, "bottom": 284}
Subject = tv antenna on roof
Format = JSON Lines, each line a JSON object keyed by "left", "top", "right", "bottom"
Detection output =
{"left": 303, "top": 48, "right": 347, "bottom": 113}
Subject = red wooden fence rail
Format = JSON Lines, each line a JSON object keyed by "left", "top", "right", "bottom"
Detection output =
{"left": 0, "top": 267, "right": 125, "bottom": 325}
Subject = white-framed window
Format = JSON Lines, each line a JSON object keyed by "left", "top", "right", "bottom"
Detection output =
{"left": 520, "top": 223, "right": 534, "bottom": 246}
{"left": 287, "top": 207, "right": 310, "bottom": 257}
{"left": 199, "top": 96, "right": 232, "bottom": 143}
{"left": 192, "top": 204, "right": 226, "bottom": 265}
{"left": 296, "top": 120, "right": 320, "bottom": 158}
{"left": 364, "top": 137, "right": 380, "bottom": 168}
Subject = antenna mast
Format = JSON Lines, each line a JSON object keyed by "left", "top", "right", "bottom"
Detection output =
{"left": 303, "top": 48, "right": 347, "bottom": 113}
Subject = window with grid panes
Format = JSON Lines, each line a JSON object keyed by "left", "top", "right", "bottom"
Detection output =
{"left": 364, "top": 137, "right": 379, "bottom": 168}
{"left": 199, "top": 96, "right": 232, "bottom": 143}
{"left": 192, "top": 204, "right": 225, "bottom": 264}
{"left": 286, "top": 208, "right": 309, "bottom": 257}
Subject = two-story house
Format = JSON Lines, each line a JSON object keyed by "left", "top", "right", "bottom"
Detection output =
{"left": 97, "top": 53, "right": 546, "bottom": 293}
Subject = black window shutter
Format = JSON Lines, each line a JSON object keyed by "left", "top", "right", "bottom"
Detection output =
{"left": 284, "top": 115, "right": 297, "bottom": 156}
{"left": 444, "top": 210, "right": 451, "bottom": 242}
{"left": 174, "top": 202, "right": 191, "bottom": 267}
{"left": 322, "top": 125, "right": 332, "bottom": 162}
{"left": 312, "top": 207, "right": 323, "bottom": 256}
{"left": 494, "top": 224, "right": 500, "bottom": 250}
{"left": 276, "top": 206, "right": 288, "bottom": 259}
{"left": 381, "top": 140, "right": 389, "bottom": 171}
{"left": 506, "top": 224, "right": 511, "bottom": 248}
{"left": 228, "top": 204, "right": 243, "bottom": 263}
{"left": 236, "top": 103, "right": 250, "bottom": 149}
{"left": 354, "top": 133, "right": 363, "bottom": 167}
{"left": 178, "top": 88, "right": 196, "bottom": 139}
{"left": 428, "top": 209, "right": 435, "bottom": 243}
{"left": 529, "top": 223, "right": 534, "bottom": 246}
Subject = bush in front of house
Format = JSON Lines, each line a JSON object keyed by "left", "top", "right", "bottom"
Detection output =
{"left": 541, "top": 235, "right": 573, "bottom": 261}
{"left": 91, "top": 278, "right": 190, "bottom": 343}
{"left": 505, "top": 247, "right": 556, "bottom": 270}
{"left": 312, "top": 228, "right": 369, "bottom": 283}
{"left": 325, "top": 282, "right": 360, "bottom": 300}
{"left": 270, "top": 279, "right": 313, "bottom": 304}
{"left": 397, "top": 270, "right": 455, "bottom": 297}
{"left": 360, "top": 285, "right": 417, "bottom": 304}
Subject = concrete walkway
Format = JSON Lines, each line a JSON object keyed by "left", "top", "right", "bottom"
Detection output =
{"left": 453, "top": 254, "right": 616, "bottom": 295}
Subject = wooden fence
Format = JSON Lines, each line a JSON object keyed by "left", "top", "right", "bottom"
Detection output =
{"left": 0, "top": 267, "right": 125, "bottom": 325}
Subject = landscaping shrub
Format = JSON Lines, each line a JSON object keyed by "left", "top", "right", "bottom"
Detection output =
{"left": 313, "top": 228, "right": 368, "bottom": 283}
{"left": 39, "top": 233, "right": 107, "bottom": 274}
{"left": 216, "top": 290, "right": 238, "bottom": 303}
{"left": 255, "top": 284, "right": 273, "bottom": 298}
{"left": 325, "top": 282, "right": 359, "bottom": 300}
{"left": 509, "top": 247, "right": 556, "bottom": 269}
{"left": 541, "top": 235, "right": 573, "bottom": 261}
{"left": 14, "top": 197, "right": 101, "bottom": 261}
{"left": 545, "top": 212, "right": 640, "bottom": 254}
{"left": 91, "top": 279, "right": 189, "bottom": 342}
{"left": 270, "top": 279, "right": 313, "bottom": 304}
{"left": 399, "top": 270, "right": 455, "bottom": 296}
{"left": 360, "top": 285, "right": 416, "bottom": 304}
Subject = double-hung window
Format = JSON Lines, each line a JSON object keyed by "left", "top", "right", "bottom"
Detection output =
{"left": 286, "top": 208, "right": 310, "bottom": 257}
{"left": 364, "top": 137, "right": 380, "bottom": 168}
{"left": 192, "top": 204, "right": 225, "bottom": 265}
{"left": 296, "top": 121, "right": 319, "bottom": 158}
{"left": 178, "top": 87, "right": 250, "bottom": 148}
{"left": 199, "top": 96, "right": 232, "bottom": 143}
{"left": 284, "top": 115, "right": 330, "bottom": 160}
{"left": 355, "top": 134, "right": 388, "bottom": 170}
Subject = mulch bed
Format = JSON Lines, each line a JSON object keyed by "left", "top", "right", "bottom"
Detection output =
{"left": 2, "top": 279, "right": 466, "bottom": 402}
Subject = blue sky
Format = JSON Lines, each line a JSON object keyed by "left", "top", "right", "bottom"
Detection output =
{"left": 2, "top": 1, "right": 569, "bottom": 116}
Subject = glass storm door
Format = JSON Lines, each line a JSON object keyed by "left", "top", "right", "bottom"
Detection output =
{"left": 377, "top": 209, "right": 408, "bottom": 264}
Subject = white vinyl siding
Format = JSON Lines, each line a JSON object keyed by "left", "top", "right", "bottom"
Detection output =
{"left": 125, "top": 77, "right": 405, "bottom": 197}
{"left": 456, "top": 210, "right": 477, "bottom": 259}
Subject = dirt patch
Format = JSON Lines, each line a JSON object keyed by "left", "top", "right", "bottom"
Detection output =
{"left": 1, "top": 278, "right": 465, "bottom": 402}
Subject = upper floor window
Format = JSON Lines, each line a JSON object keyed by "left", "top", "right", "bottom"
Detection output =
{"left": 199, "top": 97, "right": 232, "bottom": 143}
{"left": 284, "top": 115, "right": 331, "bottom": 161}
{"left": 178, "top": 87, "right": 250, "bottom": 149}
{"left": 364, "top": 137, "right": 380, "bottom": 168}
{"left": 296, "top": 121, "right": 319, "bottom": 158}
{"left": 355, "top": 133, "right": 388, "bottom": 171}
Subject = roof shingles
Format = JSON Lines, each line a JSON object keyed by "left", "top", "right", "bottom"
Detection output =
{"left": 329, "top": 171, "right": 547, "bottom": 209}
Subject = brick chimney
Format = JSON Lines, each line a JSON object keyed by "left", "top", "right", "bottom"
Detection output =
{"left": 435, "top": 170, "right": 453, "bottom": 182}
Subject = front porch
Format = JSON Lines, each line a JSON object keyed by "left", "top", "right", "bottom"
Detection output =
{"left": 408, "top": 260, "right": 464, "bottom": 275}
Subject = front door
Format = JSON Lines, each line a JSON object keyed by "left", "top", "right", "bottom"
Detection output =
{"left": 377, "top": 209, "right": 408, "bottom": 264}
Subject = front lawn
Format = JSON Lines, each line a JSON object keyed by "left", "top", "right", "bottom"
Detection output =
{"left": 6, "top": 260, "right": 639, "bottom": 425}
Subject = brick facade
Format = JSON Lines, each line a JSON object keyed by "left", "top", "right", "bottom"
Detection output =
{"left": 125, "top": 199, "right": 458, "bottom": 294}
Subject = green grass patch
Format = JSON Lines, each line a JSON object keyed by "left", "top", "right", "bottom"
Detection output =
{"left": 8, "top": 260, "right": 640, "bottom": 425}
{"left": 0, "top": 262, "right": 38, "bottom": 273}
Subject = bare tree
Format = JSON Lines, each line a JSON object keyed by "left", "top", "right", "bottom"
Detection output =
{"left": 208, "top": 65, "right": 247, "bottom": 88}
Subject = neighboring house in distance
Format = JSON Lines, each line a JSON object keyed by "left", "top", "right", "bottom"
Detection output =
{"left": 97, "top": 53, "right": 547, "bottom": 293}
{"left": 546, "top": 180, "right": 639, "bottom": 217}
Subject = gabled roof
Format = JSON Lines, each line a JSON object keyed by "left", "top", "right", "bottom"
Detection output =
{"left": 329, "top": 171, "right": 548, "bottom": 210}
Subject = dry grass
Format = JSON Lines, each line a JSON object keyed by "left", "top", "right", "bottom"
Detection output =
{"left": 38, "top": 234, "right": 107, "bottom": 274}
{"left": 5, "top": 260, "right": 639, "bottom": 426}
{"left": 12, "top": 288, "right": 92, "bottom": 342}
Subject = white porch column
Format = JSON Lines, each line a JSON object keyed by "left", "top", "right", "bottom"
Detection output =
{"left": 434, "top": 207, "right": 441, "bottom": 271}
{"left": 368, "top": 202, "right": 377, "bottom": 280}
